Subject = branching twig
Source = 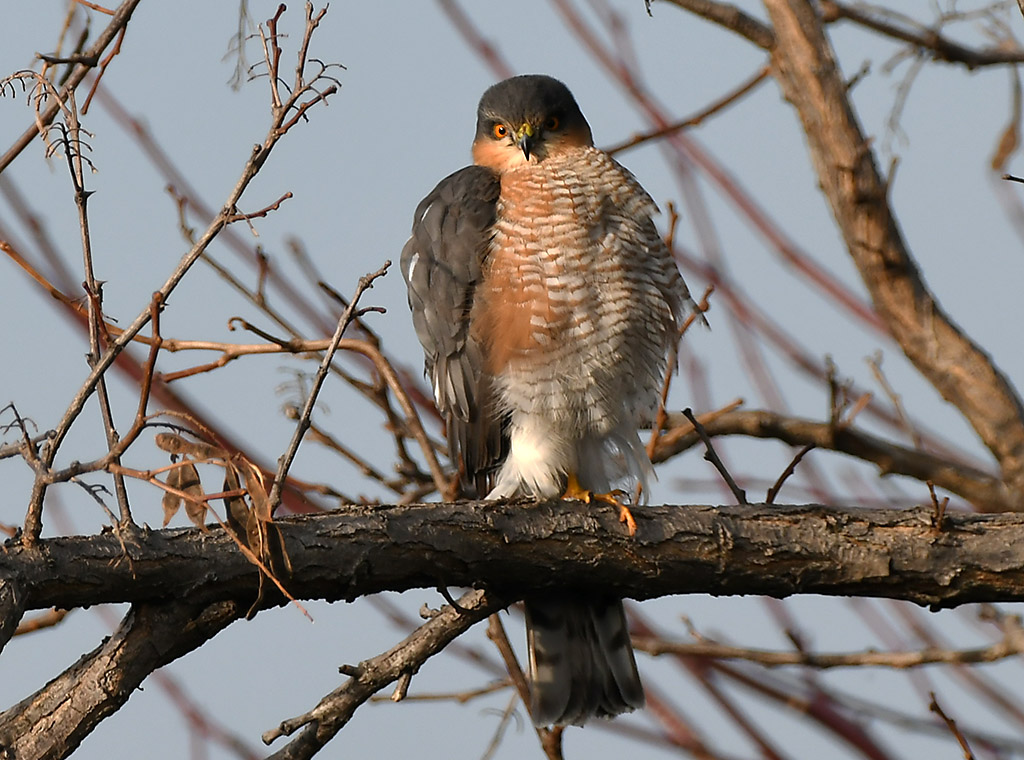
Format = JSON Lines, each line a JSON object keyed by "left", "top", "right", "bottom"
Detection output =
{"left": 20, "top": 3, "right": 341, "bottom": 542}
{"left": 261, "top": 589, "right": 505, "bottom": 758}
{"left": 267, "top": 262, "right": 390, "bottom": 512}
{"left": 0, "top": 0, "right": 143, "bottom": 173}
{"left": 635, "top": 619, "right": 1024, "bottom": 669}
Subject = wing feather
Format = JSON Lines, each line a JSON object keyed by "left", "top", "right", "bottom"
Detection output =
{"left": 400, "top": 166, "right": 507, "bottom": 494}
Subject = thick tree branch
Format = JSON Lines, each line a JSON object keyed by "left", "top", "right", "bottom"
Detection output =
{"left": 652, "top": 409, "right": 1013, "bottom": 512}
{"left": 761, "top": 0, "right": 1024, "bottom": 500}
{"left": 3, "top": 502, "right": 1024, "bottom": 615}
{"left": 660, "top": 0, "right": 775, "bottom": 49}
{"left": 0, "top": 599, "right": 242, "bottom": 760}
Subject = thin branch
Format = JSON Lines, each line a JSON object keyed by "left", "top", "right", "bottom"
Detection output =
{"left": 682, "top": 408, "right": 747, "bottom": 504}
{"left": 929, "top": 692, "right": 977, "bottom": 760}
{"left": 266, "top": 262, "right": 390, "bottom": 512}
{"left": 820, "top": 0, "right": 1024, "bottom": 69}
{"left": 634, "top": 621, "right": 1024, "bottom": 669}
{"left": 0, "top": 0, "right": 143, "bottom": 174}
{"left": 261, "top": 589, "right": 505, "bottom": 759}
{"left": 606, "top": 65, "right": 770, "bottom": 155}
{"left": 485, "top": 614, "right": 563, "bottom": 759}
{"left": 653, "top": 405, "right": 1013, "bottom": 515}
{"left": 660, "top": 0, "right": 775, "bottom": 49}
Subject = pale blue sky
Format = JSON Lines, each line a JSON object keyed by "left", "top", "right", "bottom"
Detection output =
{"left": 3, "top": 2, "right": 1024, "bottom": 758}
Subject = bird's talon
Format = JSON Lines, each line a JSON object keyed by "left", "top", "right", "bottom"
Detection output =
{"left": 563, "top": 476, "right": 637, "bottom": 535}
{"left": 618, "top": 504, "right": 637, "bottom": 536}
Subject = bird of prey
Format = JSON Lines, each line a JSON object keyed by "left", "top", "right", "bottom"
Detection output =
{"left": 401, "top": 74, "right": 695, "bottom": 726}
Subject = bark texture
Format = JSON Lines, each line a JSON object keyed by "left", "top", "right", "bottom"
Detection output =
{"left": 1, "top": 502, "right": 1024, "bottom": 616}
{"left": 0, "top": 600, "right": 242, "bottom": 760}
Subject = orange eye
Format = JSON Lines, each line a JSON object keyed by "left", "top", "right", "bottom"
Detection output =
{"left": 492, "top": 123, "right": 508, "bottom": 139}
{"left": 544, "top": 116, "right": 560, "bottom": 131}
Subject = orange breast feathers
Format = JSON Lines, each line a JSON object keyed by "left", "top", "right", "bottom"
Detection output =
{"left": 471, "top": 159, "right": 595, "bottom": 377}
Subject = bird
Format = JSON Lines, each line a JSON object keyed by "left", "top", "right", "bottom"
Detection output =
{"left": 401, "top": 74, "right": 696, "bottom": 726}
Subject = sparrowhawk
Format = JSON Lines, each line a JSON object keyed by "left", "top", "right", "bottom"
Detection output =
{"left": 401, "top": 74, "right": 695, "bottom": 726}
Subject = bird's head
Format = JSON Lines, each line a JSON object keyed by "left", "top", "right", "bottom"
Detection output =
{"left": 472, "top": 75, "right": 593, "bottom": 172}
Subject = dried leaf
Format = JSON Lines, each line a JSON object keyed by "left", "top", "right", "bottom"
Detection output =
{"left": 162, "top": 468, "right": 183, "bottom": 527}
{"left": 178, "top": 462, "right": 206, "bottom": 527}
{"left": 223, "top": 465, "right": 252, "bottom": 538}
{"left": 239, "top": 460, "right": 272, "bottom": 521}
{"left": 154, "top": 431, "right": 223, "bottom": 460}
{"left": 163, "top": 461, "right": 205, "bottom": 528}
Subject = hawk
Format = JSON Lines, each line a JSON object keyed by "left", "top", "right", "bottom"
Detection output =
{"left": 401, "top": 74, "right": 694, "bottom": 726}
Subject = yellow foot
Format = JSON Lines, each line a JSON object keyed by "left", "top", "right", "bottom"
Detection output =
{"left": 563, "top": 474, "right": 638, "bottom": 536}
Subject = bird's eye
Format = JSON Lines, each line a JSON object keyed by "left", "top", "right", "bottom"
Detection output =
{"left": 544, "top": 116, "right": 560, "bottom": 131}
{"left": 492, "top": 123, "right": 508, "bottom": 139}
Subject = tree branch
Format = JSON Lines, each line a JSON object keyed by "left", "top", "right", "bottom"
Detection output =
{"left": 652, "top": 409, "right": 1013, "bottom": 512}
{"left": 3, "top": 502, "right": 1024, "bottom": 614}
{"left": 0, "top": 599, "right": 242, "bottom": 759}
{"left": 261, "top": 589, "right": 504, "bottom": 758}
{"left": 820, "top": 0, "right": 1024, "bottom": 69}
{"left": 761, "top": 0, "right": 1024, "bottom": 500}
{"left": 0, "top": 0, "right": 144, "bottom": 174}
{"left": 661, "top": 0, "right": 775, "bottom": 49}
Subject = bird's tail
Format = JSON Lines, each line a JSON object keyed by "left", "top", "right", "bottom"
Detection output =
{"left": 525, "top": 595, "right": 645, "bottom": 726}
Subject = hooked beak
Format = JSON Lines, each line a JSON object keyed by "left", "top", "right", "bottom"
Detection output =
{"left": 516, "top": 124, "right": 536, "bottom": 160}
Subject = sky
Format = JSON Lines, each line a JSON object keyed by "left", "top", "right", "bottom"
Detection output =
{"left": 3, "top": 1, "right": 1024, "bottom": 758}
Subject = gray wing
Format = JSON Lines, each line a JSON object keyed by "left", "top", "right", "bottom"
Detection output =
{"left": 400, "top": 165, "right": 507, "bottom": 495}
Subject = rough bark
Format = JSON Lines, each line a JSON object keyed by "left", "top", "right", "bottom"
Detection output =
{"left": 761, "top": 0, "right": 1024, "bottom": 500}
{"left": 1, "top": 502, "right": 1024, "bottom": 616}
{"left": 0, "top": 600, "right": 242, "bottom": 760}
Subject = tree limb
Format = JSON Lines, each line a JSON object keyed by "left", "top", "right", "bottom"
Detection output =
{"left": 820, "top": 0, "right": 1024, "bottom": 69}
{"left": 261, "top": 589, "right": 504, "bottom": 758}
{"left": 652, "top": 409, "right": 1013, "bottom": 512}
{"left": 761, "top": 0, "right": 1024, "bottom": 501}
{"left": 0, "top": 599, "right": 242, "bottom": 760}
{"left": 660, "top": 0, "right": 775, "bottom": 49}
{"left": 3, "top": 502, "right": 1024, "bottom": 614}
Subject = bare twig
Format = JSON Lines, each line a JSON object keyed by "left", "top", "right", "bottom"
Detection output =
{"left": 682, "top": 408, "right": 747, "bottom": 505}
{"left": 0, "top": 0, "right": 143, "bottom": 173}
{"left": 653, "top": 408, "right": 1011, "bottom": 512}
{"left": 21, "top": 4, "right": 341, "bottom": 542}
{"left": 262, "top": 589, "right": 505, "bottom": 758}
{"left": 929, "top": 692, "right": 977, "bottom": 760}
{"left": 606, "top": 66, "right": 770, "bottom": 155}
{"left": 635, "top": 621, "right": 1024, "bottom": 669}
{"left": 267, "top": 262, "right": 390, "bottom": 512}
